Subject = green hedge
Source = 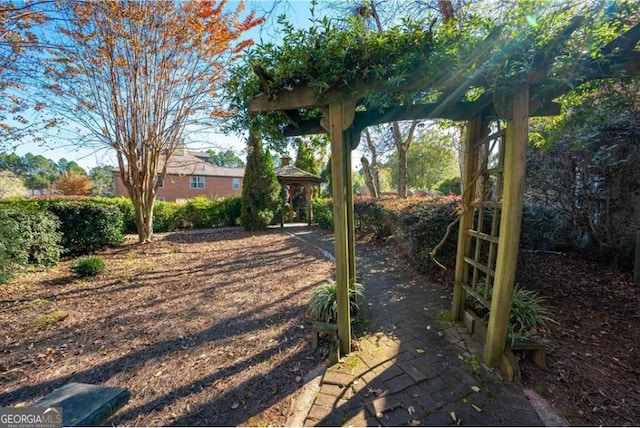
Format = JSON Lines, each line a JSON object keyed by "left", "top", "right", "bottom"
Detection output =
{"left": 99, "top": 197, "right": 136, "bottom": 234}
{"left": 112, "top": 196, "right": 242, "bottom": 233}
{"left": 0, "top": 208, "right": 61, "bottom": 284}
{"left": 172, "top": 196, "right": 241, "bottom": 230}
{"left": 0, "top": 195, "right": 242, "bottom": 256}
{"left": 312, "top": 198, "right": 333, "bottom": 230}
{"left": 48, "top": 201, "right": 124, "bottom": 255}
{"left": 314, "top": 195, "right": 587, "bottom": 276}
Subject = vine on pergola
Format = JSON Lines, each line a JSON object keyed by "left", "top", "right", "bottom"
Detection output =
{"left": 226, "top": 1, "right": 638, "bottom": 144}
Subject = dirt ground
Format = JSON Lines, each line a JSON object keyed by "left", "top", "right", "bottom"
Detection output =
{"left": 1, "top": 227, "right": 638, "bottom": 427}
{"left": 516, "top": 252, "right": 640, "bottom": 427}
{"left": 0, "top": 228, "right": 333, "bottom": 426}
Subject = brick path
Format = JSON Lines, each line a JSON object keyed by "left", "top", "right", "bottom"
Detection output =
{"left": 286, "top": 226, "right": 545, "bottom": 427}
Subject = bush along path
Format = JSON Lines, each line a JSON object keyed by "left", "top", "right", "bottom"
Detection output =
{"left": 286, "top": 225, "right": 554, "bottom": 427}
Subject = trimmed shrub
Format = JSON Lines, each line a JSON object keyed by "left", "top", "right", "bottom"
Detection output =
{"left": 174, "top": 196, "right": 212, "bottom": 229}
{"left": 0, "top": 212, "right": 27, "bottom": 284}
{"left": 13, "top": 209, "right": 61, "bottom": 267}
{"left": 351, "top": 196, "right": 460, "bottom": 276}
{"left": 435, "top": 176, "right": 461, "bottom": 195}
{"left": 153, "top": 200, "right": 178, "bottom": 233}
{"left": 0, "top": 208, "right": 61, "bottom": 283}
{"left": 353, "top": 197, "right": 396, "bottom": 240}
{"left": 101, "top": 197, "right": 136, "bottom": 234}
{"left": 308, "top": 279, "right": 364, "bottom": 323}
{"left": 49, "top": 201, "right": 124, "bottom": 255}
{"left": 312, "top": 198, "right": 333, "bottom": 229}
{"left": 71, "top": 255, "right": 106, "bottom": 277}
{"left": 215, "top": 196, "right": 242, "bottom": 227}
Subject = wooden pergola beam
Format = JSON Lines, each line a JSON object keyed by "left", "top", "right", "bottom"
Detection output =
{"left": 281, "top": 101, "right": 560, "bottom": 138}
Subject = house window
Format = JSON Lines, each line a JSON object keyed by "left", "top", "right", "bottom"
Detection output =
{"left": 156, "top": 196, "right": 165, "bottom": 202}
{"left": 156, "top": 176, "right": 164, "bottom": 188}
{"left": 232, "top": 178, "right": 240, "bottom": 190}
{"left": 190, "top": 176, "right": 205, "bottom": 189}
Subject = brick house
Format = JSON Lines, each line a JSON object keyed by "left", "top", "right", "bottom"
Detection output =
{"left": 113, "top": 150, "right": 244, "bottom": 202}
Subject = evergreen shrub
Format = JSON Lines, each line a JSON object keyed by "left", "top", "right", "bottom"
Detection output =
{"left": 240, "top": 136, "right": 281, "bottom": 231}
{"left": 435, "top": 176, "right": 461, "bottom": 195}
{"left": 0, "top": 211, "right": 27, "bottom": 284}
{"left": 311, "top": 198, "right": 333, "bottom": 229}
{"left": 101, "top": 197, "right": 136, "bottom": 234}
{"left": 0, "top": 208, "right": 62, "bottom": 283}
{"left": 152, "top": 200, "right": 178, "bottom": 233}
{"left": 215, "top": 196, "right": 242, "bottom": 227}
{"left": 175, "top": 196, "right": 212, "bottom": 229}
{"left": 49, "top": 201, "right": 124, "bottom": 255}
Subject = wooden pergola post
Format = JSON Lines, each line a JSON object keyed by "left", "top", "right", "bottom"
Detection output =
{"left": 305, "top": 183, "right": 313, "bottom": 226}
{"left": 452, "top": 114, "right": 484, "bottom": 320}
{"left": 328, "top": 101, "right": 356, "bottom": 355}
{"left": 345, "top": 130, "right": 357, "bottom": 290}
{"left": 484, "top": 85, "right": 529, "bottom": 367}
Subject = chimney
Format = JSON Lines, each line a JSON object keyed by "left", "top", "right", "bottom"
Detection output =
{"left": 280, "top": 156, "right": 291, "bottom": 166}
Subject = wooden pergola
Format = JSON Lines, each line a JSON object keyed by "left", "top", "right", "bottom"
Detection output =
{"left": 249, "top": 21, "right": 640, "bottom": 368}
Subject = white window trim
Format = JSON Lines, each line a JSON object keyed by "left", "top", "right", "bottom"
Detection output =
{"left": 232, "top": 178, "right": 240, "bottom": 190}
{"left": 190, "top": 176, "right": 205, "bottom": 189}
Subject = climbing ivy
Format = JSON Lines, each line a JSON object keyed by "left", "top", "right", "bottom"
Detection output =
{"left": 226, "top": 0, "right": 638, "bottom": 146}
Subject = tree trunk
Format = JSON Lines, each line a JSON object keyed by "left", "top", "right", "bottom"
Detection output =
{"left": 361, "top": 156, "right": 378, "bottom": 198}
{"left": 363, "top": 128, "right": 381, "bottom": 197}
{"left": 130, "top": 186, "right": 155, "bottom": 243}
{"left": 392, "top": 121, "right": 418, "bottom": 198}
{"left": 397, "top": 148, "right": 408, "bottom": 198}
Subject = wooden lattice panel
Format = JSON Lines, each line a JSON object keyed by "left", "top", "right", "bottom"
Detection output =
{"left": 461, "top": 129, "right": 505, "bottom": 313}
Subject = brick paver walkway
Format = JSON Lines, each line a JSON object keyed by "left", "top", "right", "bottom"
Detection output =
{"left": 286, "top": 226, "right": 545, "bottom": 427}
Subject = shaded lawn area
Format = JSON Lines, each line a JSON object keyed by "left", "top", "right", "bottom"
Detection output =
{"left": 0, "top": 228, "right": 333, "bottom": 426}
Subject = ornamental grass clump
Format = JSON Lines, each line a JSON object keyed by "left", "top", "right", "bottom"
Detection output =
{"left": 508, "top": 286, "right": 557, "bottom": 344}
{"left": 71, "top": 255, "right": 106, "bottom": 277}
{"left": 467, "top": 282, "right": 556, "bottom": 345}
{"left": 308, "top": 279, "right": 364, "bottom": 324}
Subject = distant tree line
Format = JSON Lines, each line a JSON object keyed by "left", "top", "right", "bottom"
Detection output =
{"left": 0, "top": 152, "right": 114, "bottom": 197}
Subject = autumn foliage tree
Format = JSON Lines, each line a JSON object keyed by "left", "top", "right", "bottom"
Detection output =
{"left": 44, "top": 0, "right": 263, "bottom": 242}
{"left": 53, "top": 171, "right": 91, "bottom": 196}
{"left": 0, "top": 1, "right": 55, "bottom": 148}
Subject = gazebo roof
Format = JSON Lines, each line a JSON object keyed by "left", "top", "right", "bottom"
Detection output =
{"left": 274, "top": 163, "right": 322, "bottom": 185}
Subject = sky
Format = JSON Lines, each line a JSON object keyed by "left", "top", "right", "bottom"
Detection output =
{"left": 12, "top": 0, "right": 324, "bottom": 171}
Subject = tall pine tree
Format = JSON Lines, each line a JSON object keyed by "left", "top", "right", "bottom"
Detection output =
{"left": 240, "top": 134, "right": 281, "bottom": 231}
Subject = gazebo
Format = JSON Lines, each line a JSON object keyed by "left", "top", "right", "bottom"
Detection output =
{"left": 274, "top": 156, "right": 322, "bottom": 226}
{"left": 246, "top": 18, "right": 640, "bottom": 370}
